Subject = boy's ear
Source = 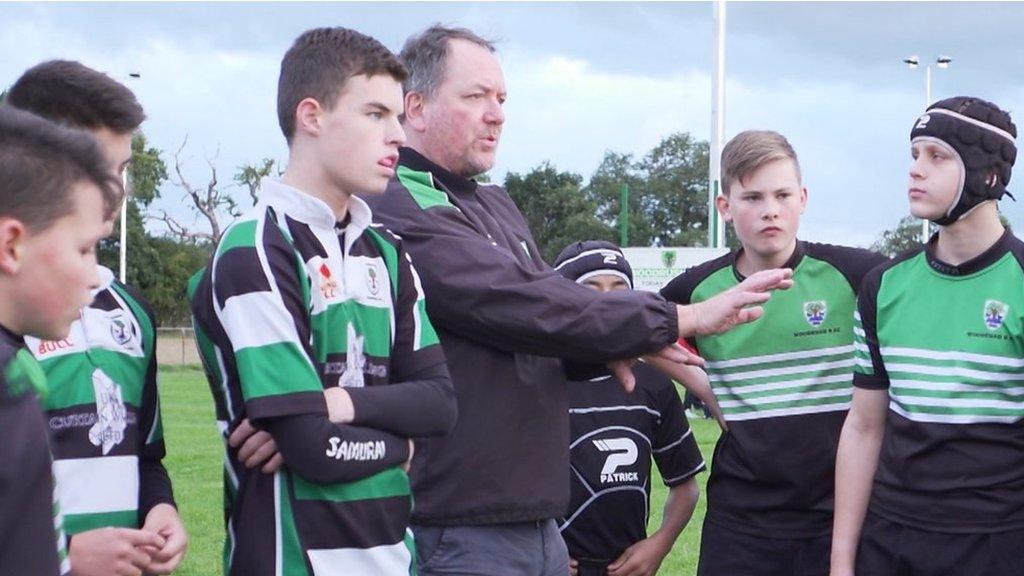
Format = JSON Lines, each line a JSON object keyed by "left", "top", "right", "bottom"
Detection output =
{"left": 799, "top": 186, "right": 809, "bottom": 214}
{"left": 403, "top": 91, "right": 427, "bottom": 132}
{"left": 715, "top": 193, "right": 733, "bottom": 223}
{"left": 294, "top": 97, "right": 324, "bottom": 138}
{"left": 0, "top": 219, "right": 26, "bottom": 275}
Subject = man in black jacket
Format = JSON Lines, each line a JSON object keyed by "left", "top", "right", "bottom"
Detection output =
{"left": 363, "top": 24, "right": 791, "bottom": 576}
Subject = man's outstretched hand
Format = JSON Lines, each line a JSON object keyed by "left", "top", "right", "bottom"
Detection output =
{"left": 678, "top": 268, "right": 793, "bottom": 337}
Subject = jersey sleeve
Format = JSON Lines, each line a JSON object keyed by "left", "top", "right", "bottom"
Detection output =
{"left": 211, "top": 216, "right": 326, "bottom": 420}
{"left": 118, "top": 283, "right": 177, "bottom": 517}
{"left": 804, "top": 243, "right": 890, "bottom": 294}
{"left": 648, "top": 371, "right": 706, "bottom": 487}
{"left": 853, "top": 266, "right": 890, "bottom": 390}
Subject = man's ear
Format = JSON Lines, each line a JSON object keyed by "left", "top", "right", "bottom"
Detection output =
{"left": 0, "top": 218, "right": 27, "bottom": 275}
{"left": 403, "top": 91, "right": 427, "bottom": 132}
{"left": 294, "top": 97, "right": 324, "bottom": 139}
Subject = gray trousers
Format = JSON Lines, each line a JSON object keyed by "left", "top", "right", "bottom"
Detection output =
{"left": 413, "top": 520, "right": 570, "bottom": 576}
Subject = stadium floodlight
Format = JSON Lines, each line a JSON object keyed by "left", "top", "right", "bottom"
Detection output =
{"left": 905, "top": 54, "right": 953, "bottom": 243}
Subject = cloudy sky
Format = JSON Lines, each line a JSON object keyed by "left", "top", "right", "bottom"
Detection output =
{"left": 3, "top": 1, "right": 1023, "bottom": 249}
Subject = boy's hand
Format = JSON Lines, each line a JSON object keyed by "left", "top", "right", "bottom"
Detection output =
{"left": 140, "top": 503, "right": 188, "bottom": 575}
{"left": 569, "top": 557, "right": 578, "bottom": 576}
{"left": 230, "top": 418, "right": 283, "bottom": 473}
{"left": 606, "top": 535, "right": 671, "bottom": 576}
{"left": 324, "top": 387, "right": 355, "bottom": 424}
{"left": 68, "top": 527, "right": 163, "bottom": 576}
{"left": 681, "top": 268, "right": 793, "bottom": 336}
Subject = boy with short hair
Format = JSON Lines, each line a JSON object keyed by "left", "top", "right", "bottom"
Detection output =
{"left": 831, "top": 97, "right": 1024, "bottom": 576}
{"left": 8, "top": 60, "right": 188, "bottom": 576}
{"left": 554, "top": 240, "right": 705, "bottom": 576}
{"left": 661, "top": 130, "right": 886, "bottom": 575}
{"left": 0, "top": 105, "right": 128, "bottom": 575}
{"left": 188, "top": 27, "right": 456, "bottom": 575}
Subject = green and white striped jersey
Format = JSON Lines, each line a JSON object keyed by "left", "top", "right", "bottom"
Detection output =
{"left": 661, "top": 241, "right": 885, "bottom": 537}
{"left": 854, "top": 230, "right": 1024, "bottom": 533}
{"left": 25, "top": 266, "right": 170, "bottom": 536}
{"left": 1, "top": 326, "right": 70, "bottom": 576}
{"left": 189, "top": 179, "right": 447, "bottom": 576}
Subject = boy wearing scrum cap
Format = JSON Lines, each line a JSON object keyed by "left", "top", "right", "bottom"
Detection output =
{"left": 831, "top": 97, "right": 1024, "bottom": 575}
{"left": 553, "top": 241, "right": 705, "bottom": 576}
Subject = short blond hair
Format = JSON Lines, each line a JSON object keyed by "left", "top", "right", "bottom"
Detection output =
{"left": 721, "top": 130, "right": 801, "bottom": 195}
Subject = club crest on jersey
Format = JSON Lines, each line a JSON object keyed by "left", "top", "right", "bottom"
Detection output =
{"left": 339, "top": 323, "right": 366, "bottom": 388}
{"left": 88, "top": 369, "right": 126, "bottom": 455}
{"left": 984, "top": 300, "right": 1008, "bottom": 330}
{"left": 804, "top": 300, "right": 827, "bottom": 327}
{"left": 109, "top": 316, "right": 133, "bottom": 346}
{"left": 317, "top": 261, "right": 338, "bottom": 300}
{"left": 366, "top": 265, "right": 380, "bottom": 296}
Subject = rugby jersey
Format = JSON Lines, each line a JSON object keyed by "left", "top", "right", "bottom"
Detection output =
{"left": 855, "top": 229, "right": 1024, "bottom": 533}
{"left": 661, "top": 241, "right": 886, "bottom": 537}
{"left": 0, "top": 325, "right": 70, "bottom": 576}
{"left": 189, "top": 178, "right": 451, "bottom": 576}
{"left": 25, "top": 266, "right": 173, "bottom": 535}
{"left": 558, "top": 362, "right": 705, "bottom": 563}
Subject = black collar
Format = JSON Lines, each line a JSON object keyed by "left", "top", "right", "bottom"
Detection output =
{"left": 731, "top": 240, "right": 805, "bottom": 282}
{"left": 925, "top": 228, "right": 1013, "bottom": 276}
{"left": 398, "top": 147, "right": 479, "bottom": 196}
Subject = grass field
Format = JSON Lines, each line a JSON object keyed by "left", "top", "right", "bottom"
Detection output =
{"left": 161, "top": 367, "right": 722, "bottom": 575}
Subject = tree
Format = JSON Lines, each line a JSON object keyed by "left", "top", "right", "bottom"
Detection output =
{"left": 505, "top": 162, "right": 615, "bottom": 262}
{"left": 584, "top": 132, "right": 711, "bottom": 248}
{"left": 155, "top": 137, "right": 240, "bottom": 243}
{"left": 871, "top": 216, "right": 932, "bottom": 257}
{"left": 98, "top": 133, "right": 213, "bottom": 326}
{"left": 234, "top": 157, "right": 277, "bottom": 206}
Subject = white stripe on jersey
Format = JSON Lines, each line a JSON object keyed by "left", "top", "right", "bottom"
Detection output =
{"left": 306, "top": 541, "right": 412, "bottom": 576}
{"left": 54, "top": 456, "right": 138, "bottom": 515}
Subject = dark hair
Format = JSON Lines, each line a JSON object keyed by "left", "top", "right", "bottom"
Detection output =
{"left": 721, "top": 130, "right": 801, "bottom": 195}
{"left": 399, "top": 24, "right": 496, "bottom": 99}
{"left": 278, "top": 27, "right": 407, "bottom": 144}
{"left": 7, "top": 60, "right": 145, "bottom": 133}
{"left": 0, "top": 106, "right": 123, "bottom": 230}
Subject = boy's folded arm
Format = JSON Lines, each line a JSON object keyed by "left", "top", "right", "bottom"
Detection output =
{"left": 258, "top": 413, "right": 409, "bottom": 484}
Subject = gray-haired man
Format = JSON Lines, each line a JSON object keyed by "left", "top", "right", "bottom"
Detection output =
{"left": 363, "top": 24, "right": 792, "bottom": 575}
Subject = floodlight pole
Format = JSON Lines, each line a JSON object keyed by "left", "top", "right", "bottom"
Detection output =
{"left": 119, "top": 173, "right": 127, "bottom": 283}
{"left": 905, "top": 56, "right": 950, "bottom": 243}
{"left": 709, "top": 0, "right": 726, "bottom": 248}
{"left": 118, "top": 71, "right": 141, "bottom": 284}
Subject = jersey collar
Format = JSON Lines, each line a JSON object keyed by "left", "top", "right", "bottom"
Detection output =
{"left": 925, "top": 228, "right": 1013, "bottom": 277}
{"left": 730, "top": 240, "right": 805, "bottom": 282}
{"left": 92, "top": 265, "right": 115, "bottom": 297}
{"left": 258, "top": 177, "right": 372, "bottom": 240}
